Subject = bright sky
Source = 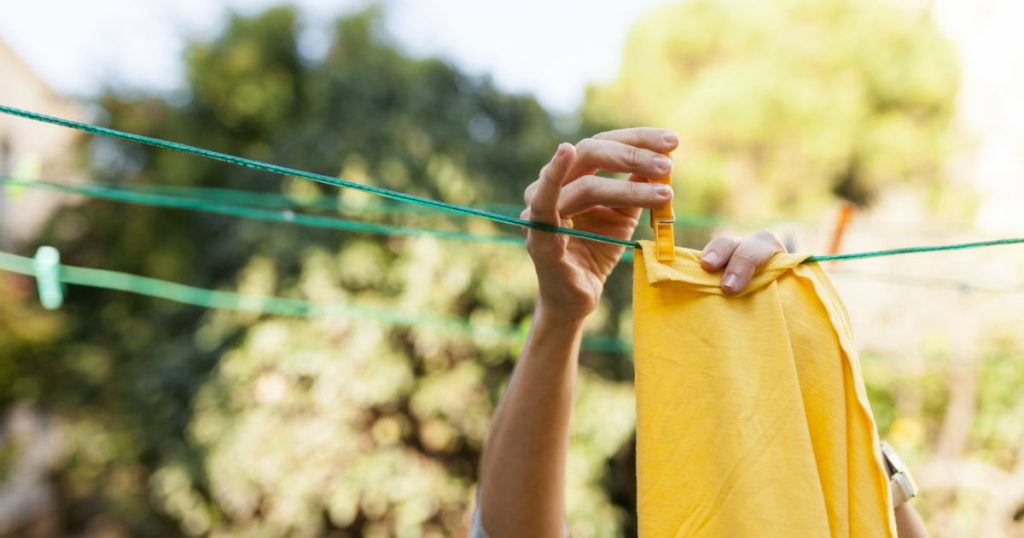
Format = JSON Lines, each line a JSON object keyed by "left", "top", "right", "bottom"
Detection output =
{"left": 0, "top": 0, "right": 671, "bottom": 113}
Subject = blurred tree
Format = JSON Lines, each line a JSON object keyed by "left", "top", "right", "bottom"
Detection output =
{"left": 1, "top": 6, "right": 637, "bottom": 537}
{"left": 584, "top": 0, "right": 960, "bottom": 222}
{"left": 0, "top": 1, "right": 982, "bottom": 537}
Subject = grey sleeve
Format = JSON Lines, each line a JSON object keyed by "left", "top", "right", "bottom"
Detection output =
{"left": 469, "top": 489, "right": 490, "bottom": 538}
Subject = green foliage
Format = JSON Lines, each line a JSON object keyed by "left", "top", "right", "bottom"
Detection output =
{"left": 1, "top": 6, "right": 639, "bottom": 536}
{"left": 2, "top": 1, "right": 1002, "bottom": 536}
{"left": 584, "top": 0, "right": 959, "bottom": 220}
{"left": 973, "top": 343, "right": 1024, "bottom": 465}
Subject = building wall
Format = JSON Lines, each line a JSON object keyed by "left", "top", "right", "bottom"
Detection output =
{"left": 0, "top": 41, "right": 86, "bottom": 249}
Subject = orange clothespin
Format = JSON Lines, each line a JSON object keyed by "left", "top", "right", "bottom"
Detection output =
{"left": 644, "top": 166, "right": 676, "bottom": 263}
{"left": 826, "top": 201, "right": 856, "bottom": 256}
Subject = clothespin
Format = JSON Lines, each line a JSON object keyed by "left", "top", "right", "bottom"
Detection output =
{"left": 826, "top": 201, "right": 856, "bottom": 256}
{"left": 644, "top": 166, "right": 676, "bottom": 263}
{"left": 32, "top": 246, "right": 63, "bottom": 310}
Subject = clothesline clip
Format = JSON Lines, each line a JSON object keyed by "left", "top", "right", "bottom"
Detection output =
{"left": 32, "top": 246, "right": 64, "bottom": 310}
{"left": 644, "top": 166, "right": 676, "bottom": 263}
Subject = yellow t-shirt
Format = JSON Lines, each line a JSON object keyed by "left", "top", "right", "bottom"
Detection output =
{"left": 633, "top": 241, "right": 895, "bottom": 537}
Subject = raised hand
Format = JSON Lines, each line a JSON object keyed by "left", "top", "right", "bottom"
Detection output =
{"left": 522, "top": 128, "right": 679, "bottom": 318}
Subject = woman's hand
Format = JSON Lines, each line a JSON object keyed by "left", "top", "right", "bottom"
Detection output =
{"left": 700, "top": 232, "right": 788, "bottom": 295}
{"left": 523, "top": 128, "right": 679, "bottom": 319}
{"left": 486, "top": 150, "right": 789, "bottom": 536}
{"left": 522, "top": 128, "right": 789, "bottom": 319}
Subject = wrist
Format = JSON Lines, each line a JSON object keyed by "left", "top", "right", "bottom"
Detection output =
{"left": 534, "top": 303, "right": 588, "bottom": 336}
{"left": 536, "top": 290, "right": 597, "bottom": 323}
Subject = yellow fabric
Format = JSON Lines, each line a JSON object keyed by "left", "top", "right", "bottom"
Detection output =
{"left": 632, "top": 241, "right": 895, "bottom": 538}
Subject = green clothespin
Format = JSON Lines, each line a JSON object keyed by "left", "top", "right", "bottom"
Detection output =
{"left": 32, "top": 246, "right": 64, "bottom": 309}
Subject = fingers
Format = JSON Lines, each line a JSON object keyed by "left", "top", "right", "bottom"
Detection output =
{"left": 612, "top": 173, "right": 657, "bottom": 220}
{"left": 571, "top": 137, "right": 674, "bottom": 180}
{"left": 521, "top": 130, "right": 679, "bottom": 229}
{"left": 720, "top": 232, "right": 786, "bottom": 295}
{"left": 593, "top": 128, "right": 679, "bottom": 153}
{"left": 700, "top": 237, "right": 741, "bottom": 271}
{"left": 528, "top": 143, "right": 576, "bottom": 225}
{"left": 557, "top": 175, "right": 672, "bottom": 217}
{"left": 701, "top": 231, "right": 786, "bottom": 295}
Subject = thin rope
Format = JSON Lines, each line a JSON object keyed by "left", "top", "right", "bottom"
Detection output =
{"left": 86, "top": 180, "right": 529, "bottom": 218}
{"left": 1, "top": 177, "right": 525, "bottom": 245}
{"left": 3, "top": 105, "right": 1023, "bottom": 263}
{"left": 10, "top": 178, "right": 726, "bottom": 227}
{"left": 0, "top": 251, "right": 630, "bottom": 354}
{"left": 804, "top": 237, "right": 1024, "bottom": 263}
{"left": 0, "top": 104, "right": 637, "bottom": 248}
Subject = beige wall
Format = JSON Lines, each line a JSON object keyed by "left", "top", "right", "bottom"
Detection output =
{"left": 0, "top": 41, "right": 86, "bottom": 248}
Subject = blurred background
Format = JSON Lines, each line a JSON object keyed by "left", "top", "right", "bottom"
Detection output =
{"left": 1, "top": 0, "right": 1023, "bottom": 536}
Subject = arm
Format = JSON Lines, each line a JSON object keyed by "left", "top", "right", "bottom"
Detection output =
{"left": 477, "top": 131, "right": 787, "bottom": 537}
{"left": 476, "top": 306, "right": 584, "bottom": 537}
{"left": 895, "top": 503, "right": 929, "bottom": 538}
{"left": 479, "top": 133, "right": 677, "bottom": 537}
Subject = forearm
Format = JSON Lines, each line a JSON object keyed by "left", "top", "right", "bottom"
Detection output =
{"left": 478, "top": 306, "right": 583, "bottom": 537}
{"left": 895, "top": 503, "right": 929, "bottom": 538}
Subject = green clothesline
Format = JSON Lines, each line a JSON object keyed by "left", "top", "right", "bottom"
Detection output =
{"left": 1, "top": 177, "right": 526, "bottom": 245}
{"left": 4, "top": 172, "right": 1016, "bottom": 348}
{"left": 5, "top": 104, "right": 1020, "bottom": 263}
{"left": 807, "top": 237, "right": 1024, "bottom": 263}
{"left": 0, "top": 177, "right": 693, "bottom": 255}
{"left": 0, "top": 104, "right": 637, "bottom": 248}
{"left": 4, "top": 176, "right": 730, "bottom": 227}
{"left": 1, "top": 176, "right": 642, "bottom": 265}
{"left": 3, "top": 176, "right": 1019, "bottom": 351}
{"left": 3, "top": 243, "right": 1019, "bottom": 357}
{"left": 2, "top": 244, "right": 1017, "bottom": 362}
{"left": 2, "top": 104, "right": 1022, "bottom": 360}
{"left": 0, "top": 251, "right": 632, "bottom": 355}
{"left": 63, "top": 180, "right": 527, "bottom": 219}
{"left": 9, "top": 177, "right": 1024, "bottom": 265}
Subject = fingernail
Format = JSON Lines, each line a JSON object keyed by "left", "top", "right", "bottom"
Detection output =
{"left": 653, "top": 156, "right": 672, "bottom": 174}
{"left": 702, "top": 252, "right": 719, "bottom": 266}
{"left": 722, "top": 273, "right": 739, "bottom": 291}
{"left": 663, "top": 133, "right": 679, "bottom": 147}
{"left": 654, "top": 185, "right": 673, "bottom": 199}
